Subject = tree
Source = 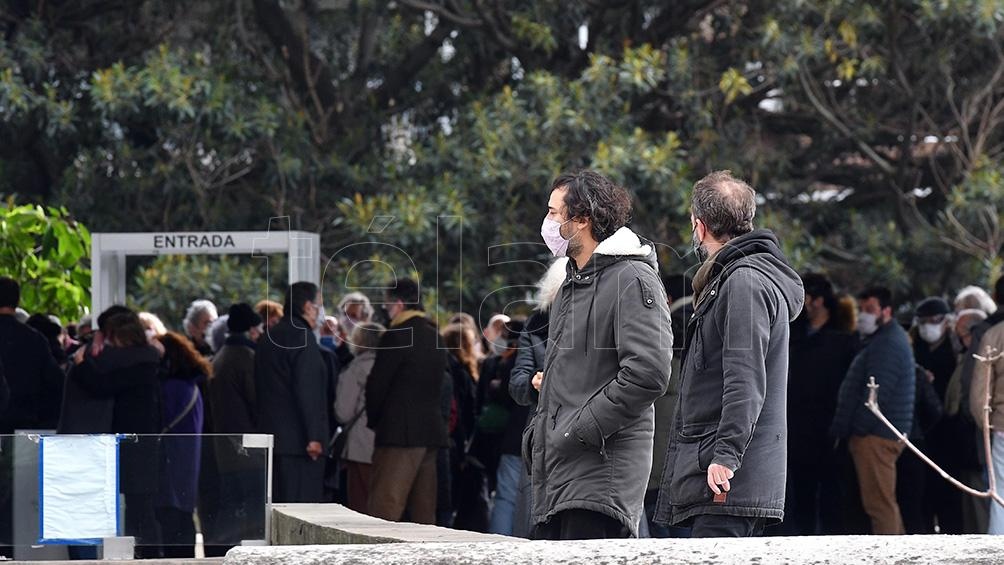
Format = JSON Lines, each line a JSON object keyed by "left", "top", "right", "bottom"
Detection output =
{"left": 130, "top": 254, "right": 287, "bottom": 329}
{"left": 0, "top": 202, "right": 90, "bottom": 321}
{"left": 2, "top": 1, "right": 1002, "bottom": 314}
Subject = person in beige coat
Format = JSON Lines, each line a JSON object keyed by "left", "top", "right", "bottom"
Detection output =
{"left": 334, "top": 322, "right": 384, "bottom": 514}
{"left": 969, "top": 277, "right": 1004, "bottom": 534}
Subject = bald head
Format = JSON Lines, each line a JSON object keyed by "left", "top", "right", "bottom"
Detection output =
{"left": 691, "top": 171, "right": 757, "bottom": 241}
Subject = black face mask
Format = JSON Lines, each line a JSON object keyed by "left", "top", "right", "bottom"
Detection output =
{"left": 692, "top": 225, "right": 708, "bottom": 263}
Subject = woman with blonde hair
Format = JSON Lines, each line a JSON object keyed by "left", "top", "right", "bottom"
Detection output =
{"left": 139, "top": 311, "right": 168, "bottom": 337}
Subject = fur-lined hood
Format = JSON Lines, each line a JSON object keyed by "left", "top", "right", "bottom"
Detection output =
{"left": 535, "top": 226, "right": 654, "bottom": 311}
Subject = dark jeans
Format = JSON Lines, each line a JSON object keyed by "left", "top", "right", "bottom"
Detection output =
{"left": 897, "top": 448, "right": 931, "bottom": 534}
{"left": 691, "top": 515, "right": 766, "bottom": 538}
{"left": 534, "top": 509, "right": 630, "bottom": 540}
{"left": 644, "top": 489, "right": 691, "bottom": 538}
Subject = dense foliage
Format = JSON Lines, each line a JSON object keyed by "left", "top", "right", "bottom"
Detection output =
{"left": 2, "top": 0, "right": 1003, "bottom": 317}
{"left": 0, "top": 202, "right": 90, "bottom": 320}
{"left": 130, "top": 254, "right": 287, "bottom": 329}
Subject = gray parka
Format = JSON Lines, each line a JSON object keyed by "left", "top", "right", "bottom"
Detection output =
{"left": 524, "top": 227, "right": 672, "bottom": 536}
{"left": 654, "top": 229, "right": 804, "bottom": 527}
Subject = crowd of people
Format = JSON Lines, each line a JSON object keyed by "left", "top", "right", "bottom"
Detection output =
{"left": 1, "top": 169, "right": 1004, "bottom": 553}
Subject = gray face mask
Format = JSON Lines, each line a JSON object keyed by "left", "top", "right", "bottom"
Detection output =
{"left": 692, "top": 225, "right": 708, "bottom": 263}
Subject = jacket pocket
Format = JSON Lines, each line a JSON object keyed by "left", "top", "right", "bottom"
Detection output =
{"left": 572, "top": 404, "right": 604, "bottom": 452}
{"left": 689, "top": 317, "right": 706, "bottom": 372}
{"left": 667, "top": 426, "right": 716, "bottom": 506}
{"left": 678, "top": 422, "right": 717, "bottom": 473}
{"left": 521, "top": 412, "right": 537, "bottom": 476}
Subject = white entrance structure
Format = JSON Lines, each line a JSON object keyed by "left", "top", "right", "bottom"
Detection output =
{"left": 91, "top": 231, "right": 320, "bottom": 316}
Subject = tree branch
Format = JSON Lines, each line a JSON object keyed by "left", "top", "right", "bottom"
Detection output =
{"left": 252, "top": 0, "right": 339, "bottom": 124}
{"left": 797, "top": 64, "right": 895, "bottom": 176}
{"left": 398, "top": 0, "right": 482, "bottom": 27}
{"left": 375, "top": 24, "right": 453, "bottom": 109}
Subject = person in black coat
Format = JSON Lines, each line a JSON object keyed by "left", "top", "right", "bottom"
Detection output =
{"left": 0, "top": 277, "right": 64, "bottom": 433}
{"left": 909, "top": 297, "right": 964, "bottom": 534}
{"left": 254, "top": 282, "right": 330, "bottom": 503}
{"left": 509, "top": 298, "right": 552, "bottom": 538}
{"left": 896, "top": 363, "right": 943, "bottom": 534}
{"left": 68, "top": 309, "right": 163, "bottom": 556}
{"left": 209, "top": 303, "right": 265, "bottom": 545}
{"left": 442, "top": 322, "right": 484, "bottom": 531}
{"left": 485, "top": 319, "right": 526, "bottom": 536}
{"left": 0, "top": 358, "right": 7, "bottom": 416}
{"left": 365, "top": 278, "right": 448, "bottom": 524}
{"left": 779, "top": 273, "right": 857, "bottom": 536}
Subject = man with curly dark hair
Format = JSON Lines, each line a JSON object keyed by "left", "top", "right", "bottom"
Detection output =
{"left": 528, "top": 170, "right": 672, "bottom": 539}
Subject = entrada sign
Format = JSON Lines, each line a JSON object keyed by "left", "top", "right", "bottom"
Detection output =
{"left": 153, "top": 234, "right": 237, "bottom": 250}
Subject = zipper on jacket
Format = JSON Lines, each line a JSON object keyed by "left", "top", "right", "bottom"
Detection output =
{"left": 582, "top": 271, "right": 600, "bottom": 356}
{"left": 552, "top": 404, "right": 561, "bottom": 430}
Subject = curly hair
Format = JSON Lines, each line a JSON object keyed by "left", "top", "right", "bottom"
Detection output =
{"left": 550, "top": 170, "right": 632, "bottom": 242}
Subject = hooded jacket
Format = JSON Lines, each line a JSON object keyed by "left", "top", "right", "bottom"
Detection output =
{"left": 525, "top": 226, "right": 672, "bottom": 536}
{"left": 654, "top": 229, "right": 804, "bottom": 527}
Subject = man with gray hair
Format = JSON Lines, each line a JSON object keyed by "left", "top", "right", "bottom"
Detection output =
{"left": 184, "top": 299, "right": 218, "bottom": 357}
{"left": 655, "top": 171, "right": 804, "bottom": 537}
{"left": 338, "top": 292, "right": 373, "bottom": 337}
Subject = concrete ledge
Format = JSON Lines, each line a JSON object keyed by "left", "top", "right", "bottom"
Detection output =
{"left": 30, "top": 557, "right": 220, "bottom": 561}
{"left": 271, "top": 504, "right": 520, "bottom": 545}
{"left": 232, "top": 535, "right": 1004, "bottom": 564}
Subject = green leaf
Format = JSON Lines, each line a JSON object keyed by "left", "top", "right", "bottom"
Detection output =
{"left": 719, "top": 68, "right": 753, "bottom": 104}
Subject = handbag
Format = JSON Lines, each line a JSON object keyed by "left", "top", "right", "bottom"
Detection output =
{"left": 328, "top": 407, "right": 365, "bottom": 460}
{"left": 162, "top": 386, "right": 200, "bottom": 434}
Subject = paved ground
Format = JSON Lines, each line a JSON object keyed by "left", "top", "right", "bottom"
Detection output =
{"left": 228, "top": 535, "right": 1004, "bottom": 565}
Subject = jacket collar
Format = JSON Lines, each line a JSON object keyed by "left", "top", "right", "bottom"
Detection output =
{"left": 691, "top": 229, "right": 792, "bottom": 307}
{"left": 569, "top": 226, "right": 658, "bottom": 283}
{"left": 224, "top": 334, "right": 256, "bottom": 350}
{"left": 390, "top": 310, "right": 426, "bottom": 328}
{"left": 536, "top": 227, "right": 657, "bottom": 306}
{"left": 862, "top": 317, "right": 899, "bottom": 344}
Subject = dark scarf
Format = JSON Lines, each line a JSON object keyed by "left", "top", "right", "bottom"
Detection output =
{"left": 691, "top": 229, "right": 790, "bottom": 307}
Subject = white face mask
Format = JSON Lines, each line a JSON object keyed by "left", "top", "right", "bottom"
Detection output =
{"left": 857, "top": 312, "right": 879, "bottom": 336}
{"left": 540, "top": 217, "right": 572, "bottom": 257}
{"left": 315, "top": 304, "right": 326, "bottom": 330}
{"left": 918, "top": 323, "right": 945, "bottom": 344}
